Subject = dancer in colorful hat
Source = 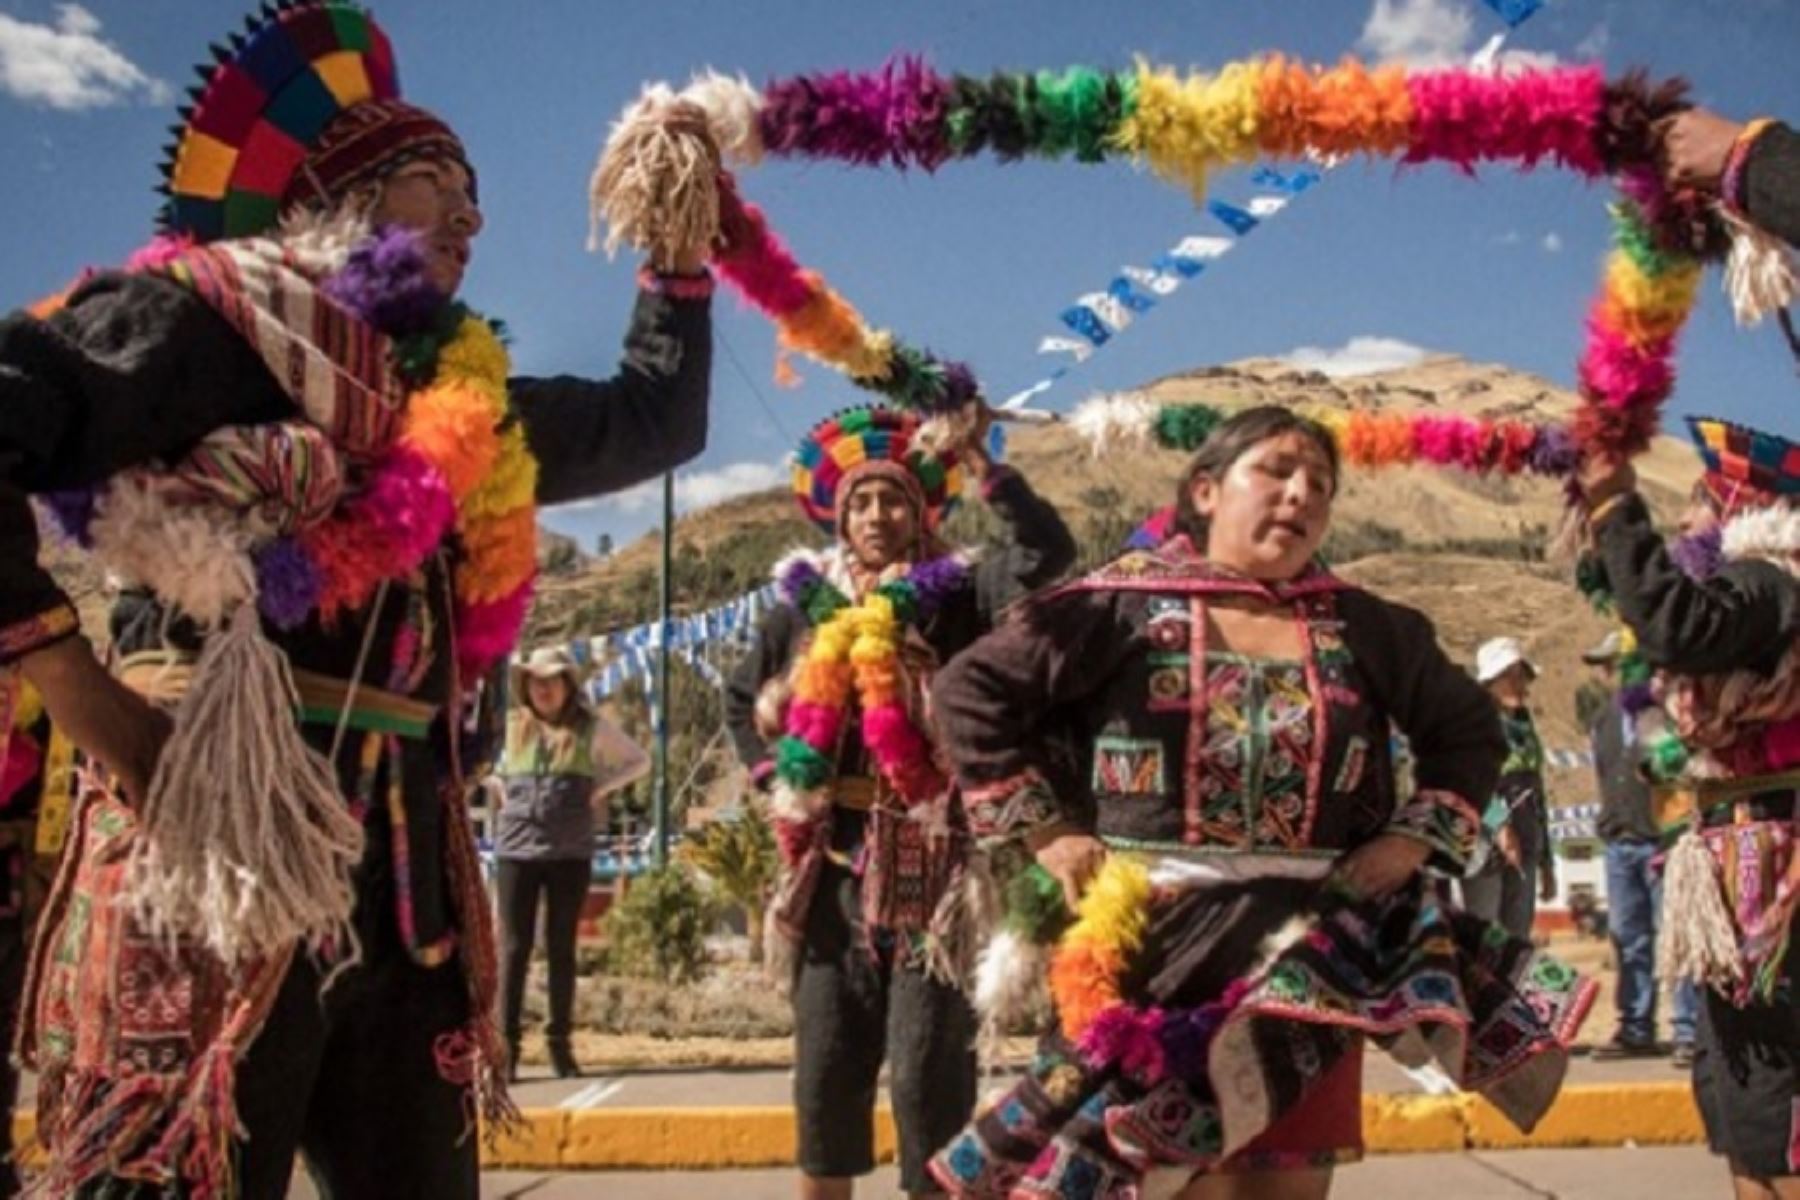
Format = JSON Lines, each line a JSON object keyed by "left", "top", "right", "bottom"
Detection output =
{"left": 1579, "top": 416, "right": 1800, "bottom": 1199}
{"left": 0, "top": 2, "right": 717, "bottom": 1194}
{"left": 926, "top": 406, "right": 1594, "bottom": 1200}
{"left": 725, "top": 404, "right": 1075, "bottom": 1200}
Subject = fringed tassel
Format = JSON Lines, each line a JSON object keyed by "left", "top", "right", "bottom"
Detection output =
{"left": 441, "top": 781, "right": 522, "bottom": 1142}
{"left": 1720, "top": 207, "right": 1797, "bottom": 328}
{"left": 123, "top": 605, "right": 364, "bottom": 970}
{"left": 588, "top": 84, "right": 721, "bottom": 263}
{"left": 1657, "top": 829, "right": 1742, "bottom": 993}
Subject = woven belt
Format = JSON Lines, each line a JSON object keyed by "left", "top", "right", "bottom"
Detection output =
{"left": 831, "top": 776, "right": 879, "bottom": 812}
{"left": 1654, "top": 770, "right": 1800, "bottom": 834}
{"left": 117, "top": 650, "right": 439, "bottom": 741}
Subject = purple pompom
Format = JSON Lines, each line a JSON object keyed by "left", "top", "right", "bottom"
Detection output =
{"left": 1669, "top": 527, "right": 1723, "bottom": 581}
{"left": 254, "top": 538, "right": 323, "bottom": 630}
{"left": 1618, "top": 681, "right": 1658, "bottom": 716}
{"left": 777, "top": 556, "right": 826, "bottom": 607}
{"left": 1528, "top": 425, "right": 1581, "bottom": 477}
{"left": 941, "top": 360, "right": 981, "bottom": 411}
{"left": 906, "top": 555, "right": 970, "bottom": 617}
{"left": 322, "top": 225, "right": 446, "bottom": 335}
{"left": 39, "top": 488, "right": 97, "bottom": 547}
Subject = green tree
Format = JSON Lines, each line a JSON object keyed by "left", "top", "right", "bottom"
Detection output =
{"left": 680, "top": 802, "right": 779, "bottom": 963}
{"left": 601, "top": 864, "right": 714, "bottom": 984}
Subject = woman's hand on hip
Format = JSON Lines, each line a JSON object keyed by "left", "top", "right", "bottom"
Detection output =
{"left": 20, "top": 637, "right": 170, "bottom": 807}
{"left": 1026, "top": 822, "right": 1108, "bottom": 909}
{"left": 1333, "top": 833, "right": 1431, "bottom": 901}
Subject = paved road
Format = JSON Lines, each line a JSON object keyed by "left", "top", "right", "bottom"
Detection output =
{"left": 290, "top": 1145, "right": 1725, "bottom": 1198}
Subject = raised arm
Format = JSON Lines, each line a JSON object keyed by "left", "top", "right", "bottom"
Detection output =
{"left": 1592, "top": 494, "right": 1797, "bottom": 676}
{"left": 968, "top": 463, "right": 1078, "bottom": 621}
{"left": 511, "top": 274, "right": 712, "bottom": 505}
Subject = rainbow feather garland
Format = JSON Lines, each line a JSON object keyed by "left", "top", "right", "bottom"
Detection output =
{"left": 594, "top": 59, "right": 1789, "bottom": 466}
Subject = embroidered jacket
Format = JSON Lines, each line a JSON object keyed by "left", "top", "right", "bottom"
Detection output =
{"left": 938, "top": 539, "right": 1500, "bottom": 871}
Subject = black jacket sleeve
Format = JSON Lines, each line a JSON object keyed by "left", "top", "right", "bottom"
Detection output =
{"left": 969, "top": 464, "right": 1078, "bottom": 623}
{"left": 0, "top": 273, "right": 291, "bottom": 658}
{"left": 1341, "top": 589, "right": 1502, "bottom": 874}
{"left": 1594, "top": 493, "right": 1799, "bottom": 677}
{"left": 1744, "top": 122, "right": 1800, "bottom": 249}
{"left": 512, "top": 287, "right": 711, "bottom": 505}
{"left": 724, "top": 605, "right": 800, "bottom": 784}
{"left": 932, "top": 586, "right": 1139, "bottom": 842}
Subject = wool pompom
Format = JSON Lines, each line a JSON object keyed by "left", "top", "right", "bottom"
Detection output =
{"left": 589, "top": 83, "right": 722, "bottom": 263}
{"left": 320, "top": 225, "right": 444, "bottom": 336}
{"left": 1078, "top": 1005, "right": 1168, "bottom": 1083}
{"left": 254, "top": 538, "right": 323, "bottom": 631}
{"left": 455, "top": 580, "right": 536, "bottom": 684}
{"left": 86, "top": 477, "right": 257, "bottom": 629}
{"left": 681, "top": 70, "right": 766, "bottom": 165}
{"left": 1721, "top": 505, "right": 1800, "bottom": 566}
{"left": 973, "top": 928, "right": 1046, "bottom": 1033}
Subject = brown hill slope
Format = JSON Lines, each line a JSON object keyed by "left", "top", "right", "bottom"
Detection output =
{"left": 533, "top": 351, "right": 1701, "bottom": 804}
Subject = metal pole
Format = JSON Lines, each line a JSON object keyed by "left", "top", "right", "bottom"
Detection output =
{"left": 653, "top": 468, "right": 674, "bottom": 868}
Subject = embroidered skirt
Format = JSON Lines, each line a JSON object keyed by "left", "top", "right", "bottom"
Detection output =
{"left": 930, "top": 874, "right": 1595, "bottom": 1199}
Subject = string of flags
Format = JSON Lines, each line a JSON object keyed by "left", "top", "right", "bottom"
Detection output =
{"left": 1002, "top": 165, "right": 1323, "bottom": 411}
{"left": 558, "top": 585, "right": 779, "bottom": 702}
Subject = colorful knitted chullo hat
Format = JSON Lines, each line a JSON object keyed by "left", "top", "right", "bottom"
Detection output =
{"left": 791, "top": 406, "right": 963, "bottom": 535}
{"left": 158, "top": 0, "right": 471, "bottom": 242}
{"left": 1687, "top": 415, "right": 1800, "bottom": 517}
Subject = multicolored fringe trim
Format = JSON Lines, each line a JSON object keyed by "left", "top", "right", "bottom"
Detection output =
{"left": 770, "top": 551, "right": 969, "bottom": 815}
{"left": 595, "top": 59, "right": 1792, "bottom": 462}
{"left": 1069, "top": 392, "right": 1582, "bottom": 477}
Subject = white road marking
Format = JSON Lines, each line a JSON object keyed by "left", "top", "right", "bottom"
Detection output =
{"left": 558, "top": 1078, "right": 625, "bottom": 1109}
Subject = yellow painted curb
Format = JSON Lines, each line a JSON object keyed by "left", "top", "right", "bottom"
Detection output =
{"left": 1468, "top": 1082, "right": 1702, "bottom": 1150}
{"left": 13, "top": 1084, "right": 1705, "bottom": 1173}
{"left": 1361, "top": 1093, "right": 1470, "bottom": 1154}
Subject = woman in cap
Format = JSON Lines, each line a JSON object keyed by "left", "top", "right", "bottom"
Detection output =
{"left": 1461, "top": 637, "right": 1555, "bottom": 939}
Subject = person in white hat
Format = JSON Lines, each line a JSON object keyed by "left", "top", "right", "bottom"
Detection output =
{"left": 1462, "top": 638, "right": 1556, "bottom": 938}
{"left": 495, "top": 646, "right": 647, "bottom": 1079}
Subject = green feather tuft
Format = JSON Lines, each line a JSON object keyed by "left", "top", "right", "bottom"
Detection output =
{"left": 1153, "top": 403, "right": 1224, "bottom": 452}
{"left": 1004, "top": 863, "right": 1071, "bottom": 943}
{"left": 775, "top": 736, "right": 834, "bottom": 790}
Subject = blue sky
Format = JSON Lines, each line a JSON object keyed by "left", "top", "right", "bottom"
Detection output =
{"left": 2, "top": 0, "right": 1796, "bottom": 554}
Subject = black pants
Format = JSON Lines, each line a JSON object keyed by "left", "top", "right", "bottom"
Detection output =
{"left": 496, "top": 857, "right": 589, "bottom": 1045}
{"left": 1693, "top": 933, "right": 1800, "bottom": 1179}
{"left": 793, "top": 860, "right": 978, "bottom": 1193}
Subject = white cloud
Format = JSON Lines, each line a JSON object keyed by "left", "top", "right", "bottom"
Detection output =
{"left": 1358, "top": 0, "right": 1475, "bottom": 67}
{"left": 1496, "top": 230, "right": 1524, "bottom": 245}
{"left": 1541, "top": 231, "right": 1564, "bottom": 253}
{"left": 1575, "top": 23, "right": 1611, "bottom": 60}
{"left": 1280, "top": 336, "right": 1430, "bottom": 378}
{"left": 553, "top": 460, "right": 787, "bottom": 517}
{"left": 0, "top": 4, "right": 168, "bottom": 110}
{"left": 1358, "top": 0, "right": 1559, "bottom": 71}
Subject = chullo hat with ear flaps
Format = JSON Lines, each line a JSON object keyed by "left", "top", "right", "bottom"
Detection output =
{"left": 790, "top": 405, "right": 964, "bottom": 535}
{"left": 158, "top": 0, "right": 473, "bottom": 243}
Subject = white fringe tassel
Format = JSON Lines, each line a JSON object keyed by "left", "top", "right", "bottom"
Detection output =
{"left": 1656, "top": 829, "right": 1742, "bottom": 992}
{"left": 1721, "top": 208, "right": 1797, "bottom": 328}
{"left": 123, "top": 604, "right": 365, "bottom": 971}
{"left": 1069, "top": 392, "right": 1159, "bottom": 458}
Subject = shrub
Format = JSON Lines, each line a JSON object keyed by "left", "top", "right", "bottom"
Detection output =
{"left": 601, "top": 863, "right": 715, "bottom": 985}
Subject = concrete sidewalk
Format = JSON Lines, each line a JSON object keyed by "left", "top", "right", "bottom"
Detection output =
{"left": 303, "top": 1145, "right": 1728, "bottom": 1198}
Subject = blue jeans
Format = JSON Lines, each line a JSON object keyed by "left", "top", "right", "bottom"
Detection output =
{"left": 1606, "top": 839, "right": 1699, "bottom": 1045}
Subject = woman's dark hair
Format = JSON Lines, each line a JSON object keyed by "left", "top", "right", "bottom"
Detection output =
{"left": 1172, "top": 405, "right": 1341, "bottom": 546}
